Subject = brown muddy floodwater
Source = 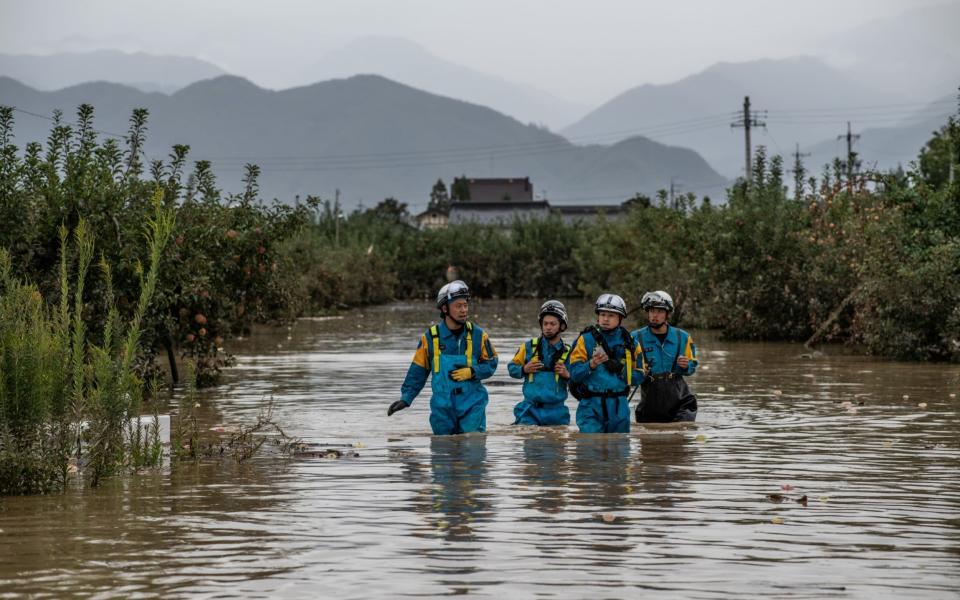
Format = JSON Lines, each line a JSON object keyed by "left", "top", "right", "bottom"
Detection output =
{"left": 1, "top": 300, "right": 958, "bottom": 599}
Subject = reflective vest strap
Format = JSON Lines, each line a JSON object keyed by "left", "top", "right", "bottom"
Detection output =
{"left": 527, "top": 337, "right": 538, "bottom": 382}
{"left": 554, "top": 345, "right": 571, "bottom": 383}
{"left": 465, "top": 322, "right": 473, "bottom": 368}
{"left": 625, "top": 342, "right": 634, "bottom": 386}
{"left": 430, "top": 325, "right": 440, "bottom": 373}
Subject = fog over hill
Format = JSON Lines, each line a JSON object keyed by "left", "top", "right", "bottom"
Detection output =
{"left": 303, "top": 36, "right": 588, "bottom": 130}
{"left": 1, "top": 75, "right": 728, "bottom": 209}
{"left": 563, "top": 56, "right": 957, "bottom": 179}
{"left": 0, "top": 50, "right": 227, "bottom": 94}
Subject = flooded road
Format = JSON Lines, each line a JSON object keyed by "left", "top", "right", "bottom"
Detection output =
{"left": 2, "top": 300, "right": 958, "bottom": 598}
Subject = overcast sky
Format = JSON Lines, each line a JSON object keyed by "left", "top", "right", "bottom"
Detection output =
{"left": 1, "top": 0, "right": 953, "bottom": 104}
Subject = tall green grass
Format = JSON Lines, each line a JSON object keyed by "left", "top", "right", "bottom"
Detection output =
{"left": 0, "top": 191, "right": 174, "bottom": 494}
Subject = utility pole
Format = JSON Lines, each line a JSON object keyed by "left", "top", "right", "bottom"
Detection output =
{"left": 790, "top": 143, "right": 812, "bottom": 201}
{"left": 731, "top": 96, "right": 766, "bottom": 187}
{"left": 837, "top": 121, "right": 861, "bottom": 192}
{"left": 669, "top": 176, "right": 684, "bottom": 209}
{"left": 334, "top": 188, "right": 341, "bottom": 247}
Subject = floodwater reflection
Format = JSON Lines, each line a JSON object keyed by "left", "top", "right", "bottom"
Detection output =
{"left": 0, "top": 300, "right": 957, "bottom": 599}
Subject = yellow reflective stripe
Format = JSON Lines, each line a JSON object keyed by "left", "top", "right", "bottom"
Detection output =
{"left": 430, "top": 325, "right": 440, "bottom": 373}
{"left": 528, "top": 337, "right": 538, "bottom": 382}
{"left": 555, "top": 346, "right": 571, "bottom": 382}
{"left": 625, "top": 343, "right": 633, "bottom": 386}
{"left": 465, "top": 322, "right": 473, "bottom": 368}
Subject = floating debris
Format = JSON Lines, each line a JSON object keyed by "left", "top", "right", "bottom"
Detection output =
{"left": 717, "top": 386, "right": 726, "bottom": 392}
{"left": 695, "top": 434, "right": 707, "bottom": 443}
{"left": 796, "top": 494, "right": 808, "bottom": 506}
{"left": 293, "top": 448, "right": 360, "bottom": 459}
{"left": 597, "top": 513, "right": 616, "bottom": 523}
{"left": 819, "top": 495, "right": 830, "bottom": 503}
{"left": 209, "top": 425, "right": 241, "bottom": 434}
{"left": 771, "top": 516, "right": 785, "bottom": 524}
{"left": 767, "top": 493, "right": 787, "bottom": 503}
{"left": 902, "top": 394, "right": 910, "bottom": 400}
{"left": 917, "top": 402, "right": 928, "bottom": 409}
{"left": 949, "top": 393, "right": 956, "bottom": 399}
{"left": 781, "top": 484, "right": 795, "bottom": 491}
{"left": 773, "top": 389, "right": 783, "bottom": 396}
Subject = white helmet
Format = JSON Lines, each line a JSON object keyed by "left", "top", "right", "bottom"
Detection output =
{"left": 641, "top": 290, "right": 674, "bottom": 312}
{"left": 594, "top": 293, "right": 627, "bottom": 317}
{"left": 538, "top": 300, "right": 568, "bottom": 326}
{"left": 436, "top": 280, "right": 470, "bottom": 307}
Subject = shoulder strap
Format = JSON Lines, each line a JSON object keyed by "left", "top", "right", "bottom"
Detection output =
{"left": 527, "top": 337, "right": 538, "bottom": 382}
{"left": 620, "top": 327, "right": 634, "bottom": 386}
{"left": 429, "top": 325, "right": 440, "bottom": 373}
{"left": 465, "top": 322, "right": 474, "bottom": 368}
{"left": 588, "top": 326, "right": 615, "bottom": 358}
{"left": 637, "top": 328, "right": 652, "bottom": 373}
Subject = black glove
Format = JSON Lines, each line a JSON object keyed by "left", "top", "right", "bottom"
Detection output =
{"left": 387, "top": 400, "right": 408, "bottom": 416}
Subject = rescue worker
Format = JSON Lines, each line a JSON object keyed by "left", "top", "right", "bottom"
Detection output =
{"left": 632, "top": 290, "right": 698, "bottom": 423}
{"left": 388, "top": 280, "right": 498, "bottom": 435}
{"left": 508, "top": 300, "right": 572, "bottom": 426}
{"left": 567, "top": 294, "right": 639, "bottom": 433}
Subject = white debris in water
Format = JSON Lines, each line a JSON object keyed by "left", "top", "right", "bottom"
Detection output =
{"left": 773, "top": 389, "right": 783, "bottom": 396}
{"left": 717, "top": 386, "right": 726, "bottom": 392}
{"left": 902, "top": 394, "right": 910, "bottom": 400}
{"left": 918, "top": 402, "right": 928, "bottom": 409}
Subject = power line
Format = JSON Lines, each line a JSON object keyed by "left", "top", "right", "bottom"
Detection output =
{"left": 9, "top": 106, "right": 127, "bottom": 140}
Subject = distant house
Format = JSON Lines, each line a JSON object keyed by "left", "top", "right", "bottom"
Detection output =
{"left": 415, "top": 208, "right": 449, "bottom": 230}
{"left": 426, "top": 177, "right": 627, "bottom": 228}
{"left": 454, "top": 177, "right": 534, "bottom": 203}
{"left": 449, "top": 200, "right": 552, "bottom": 226}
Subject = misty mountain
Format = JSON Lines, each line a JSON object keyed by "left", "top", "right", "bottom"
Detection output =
{"left": 823, "top": 2, "right": 960, "bottom": 104}
{"left": 303, "top": 36, "right": 588, "bottom": 130}
{"left": 562, "top": 56, "right": 956, "bottom": 179}
{"left": 0, "top": 75, "right": 728, "bottom": 210}
{"left": 0, "top": 50, "right": 228, "bottom": 94}
{"left": 801, "top": 94, "right": 957, "bottom": 177}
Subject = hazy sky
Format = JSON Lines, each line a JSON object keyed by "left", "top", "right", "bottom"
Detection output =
{"left": 0, "top": 0, "right": 952, "bottom": 104}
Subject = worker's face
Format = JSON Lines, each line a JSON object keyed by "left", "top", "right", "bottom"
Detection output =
{"left": 647, "top": 308, "right": 668, "bottom": 328}
{"left": 596, "top": 310, "right": 621, "bottom": 331}
{"left": 540, "top": 315, "right": 563, "bottom": 339}
{"left": 445, "top": 298, "right": 469, "bottom": 324}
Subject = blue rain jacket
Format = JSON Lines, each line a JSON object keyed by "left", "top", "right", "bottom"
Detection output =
{"left": 631, "top": 325, "right": 697, "bottom": 376}
{"left": 508, "top": 336, "right": 571, "bottom": 426}
{"left": 567, "top": 327, "right": 640, "bottom": 433}
{"left": 400, "top": 320, "right": 498, "bottom": 435}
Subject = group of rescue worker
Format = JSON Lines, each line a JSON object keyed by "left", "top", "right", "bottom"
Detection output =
{"left": 387, "top": 280, "right": 698, "bottom": 436}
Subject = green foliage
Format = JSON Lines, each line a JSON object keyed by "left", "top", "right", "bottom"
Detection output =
{"left": 0, "top": 104, "right": 313, "bottom": 386}
{"left": 0, "top": 199, "right": 172, "bottom": 494}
